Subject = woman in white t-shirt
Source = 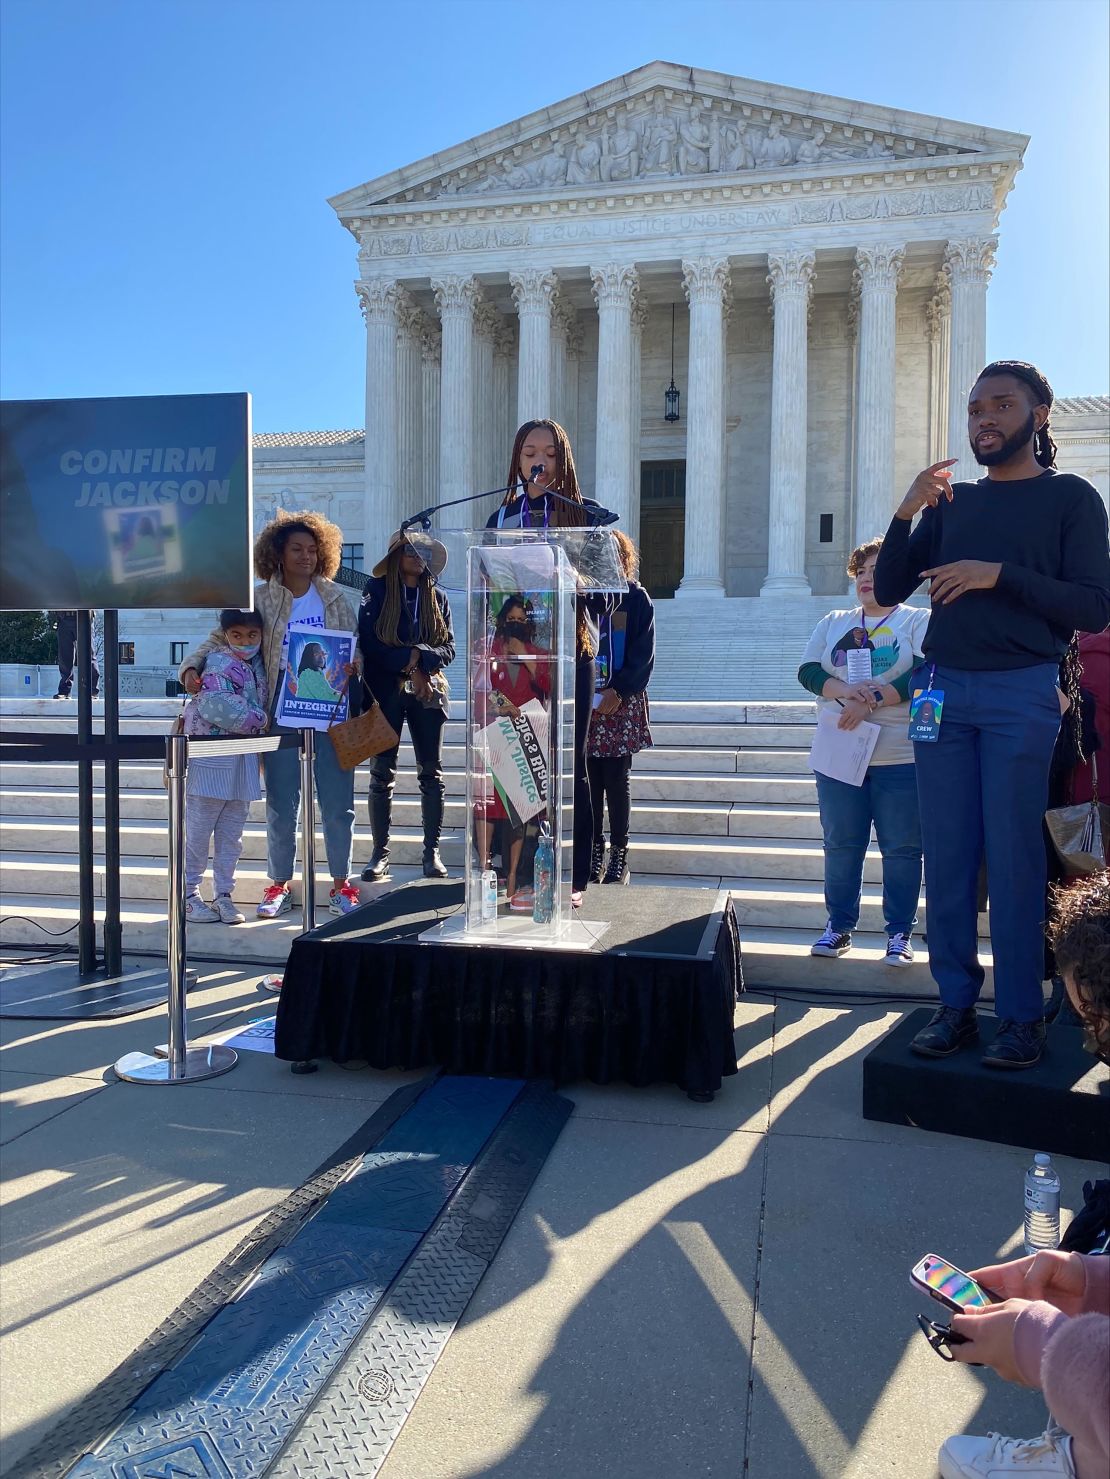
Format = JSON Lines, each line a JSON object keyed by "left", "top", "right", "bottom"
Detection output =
{"left": 181, "top": 511, "right": 360, "bottom": 920}
{"left": 797, "top": 537, "right": 929, "bottom": 967}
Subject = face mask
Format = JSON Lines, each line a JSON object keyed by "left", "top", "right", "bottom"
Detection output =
{"left": 229, "top": 640, "right": 261, "bottom": 659}
{"left": 504, "top": 621, "right": 530, "bottom": 643}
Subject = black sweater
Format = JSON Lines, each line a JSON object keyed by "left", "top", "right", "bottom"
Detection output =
{"left": 873, "top": 471, "right": 1110, "bottom": 670}
{"left": 604, "top": 581, "right": 656, "bottom": 696}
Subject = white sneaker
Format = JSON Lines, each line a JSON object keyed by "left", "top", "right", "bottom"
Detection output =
{"left": 213, "top": 894, "right": 245, "bottom": 925}
{"left": 884, "top": 931, "right": 914, "bottom": 967}
{"left": 185, "top": 893, "right": 220, "bottom": 924}
{"left": 811, "top": 922, "right": 851, "bottom": 957}
{"left": 939, "top": 1428, "right": 1076, "bottom": 1479}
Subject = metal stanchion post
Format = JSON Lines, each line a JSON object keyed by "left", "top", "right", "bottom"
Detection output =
{"left": 102, "top": 610, "right": 123, "bottom": 977}
{"left": 300, "top": 728, "right": 317, "bottom": 933}
{"left": 75, "top": 611, "right": 97, "bottom": 974}
{"left": 113, "top": 731, "right": 237, "bottom": 1084}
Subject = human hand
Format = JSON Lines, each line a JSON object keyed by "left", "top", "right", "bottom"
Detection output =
{"left": 506, "top": 637, "right": 527, "bottom": 656}
{"left": 595, "top": 688, "right": 622, "bottom": 717}
{"left": 182, "top": 668, "right": 202, "bottom": 695}
{"left": 837, "top": 696, "right": 873, "bottom": 731}
{"left": 895, "top": 460, "right": 958, "bottom": 520}
{"left": 410, "top": 669, "right": 431, "bottom": 700}
{"left": 967, "top": 1251, "right": 1087, "bottom": 1317}
{"left": 949, "top": 1300, "right": 1035, "bottom": 1385}
{"left": 842, "top": 681, "right": 881, "bottom": 706}
{"left": 921, "top": 559, "right": 1002, "bottom": 605}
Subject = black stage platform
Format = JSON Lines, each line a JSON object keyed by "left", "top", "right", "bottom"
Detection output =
{"left": 274, "top": 880, "right": 742, "bottom": 1099}
{"left": 863, "top": 1009, "right": 1110, "bottom": 1161}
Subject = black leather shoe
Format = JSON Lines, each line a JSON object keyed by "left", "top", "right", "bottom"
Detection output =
{"left": 982, "top": 1019, "right": 1045, "bottom": 1070}
{"left": 587, "top": 842, "right": 605, "bottom": 885}
{"left": 910, "top": 1006, "right": 980, "bottom": 1058}
{"left": 361, "top": 847, "right": 390, "bottom": 882}
{"left": 422, "top": 847, "right": 448, "bottom": 879}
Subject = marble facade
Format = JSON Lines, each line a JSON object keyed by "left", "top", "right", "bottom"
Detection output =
{"left": 330, "top": 60, "right": 1030, "bottom": 597}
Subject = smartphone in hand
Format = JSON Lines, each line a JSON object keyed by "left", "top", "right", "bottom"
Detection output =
{"left": 910, "top": 1255, "right": 1001, "bottom": 1313}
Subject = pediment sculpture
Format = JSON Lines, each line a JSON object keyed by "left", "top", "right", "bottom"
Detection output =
{"left": 423, "top": 99, "right": 956, "bottom": 200}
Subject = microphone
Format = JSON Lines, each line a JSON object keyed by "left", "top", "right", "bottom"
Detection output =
{"left": 524, "top": 465, "right": 617, "bottom": 526}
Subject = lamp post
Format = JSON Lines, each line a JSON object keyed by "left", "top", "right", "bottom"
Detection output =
{"left": 664, "top": 303, "right": 681, "bottom": 422}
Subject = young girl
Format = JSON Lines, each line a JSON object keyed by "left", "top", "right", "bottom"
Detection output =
{"left": 475, "top": 594, "right": 552, "bottom": 907}
{"left": 587, "top": 531, "right": 655, "bottom": 886}
{"left": 487, "top": 419, "right": 609, "bottom": 907}
{"left": 183, "top": 609, "right": 268, "bottom": 924}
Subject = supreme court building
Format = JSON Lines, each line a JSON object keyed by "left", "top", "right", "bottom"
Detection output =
{"left": 331, "top": 59, "right": 1030, "bottom": 599}
{"left": 121, "top": 62, "right": 1108, "bottom": 676}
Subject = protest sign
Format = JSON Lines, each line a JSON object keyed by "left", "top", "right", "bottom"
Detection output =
{"left": 0, "top": 392, "right": 251, "bottom": 610}
{"left": 274, "top": 625, "right": 354, "bottom": 731}
{"left": 476, "top": 698, "right": 550, "bottom": 827}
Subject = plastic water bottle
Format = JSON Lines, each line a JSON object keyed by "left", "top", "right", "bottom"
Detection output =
{"left": 480, "top": 867, "right": 498, "bottom": 924}
{"left": 533, "top": 824, "right": 555, "bottom": 924}
{"left": 1023, "top": 1153, "right": 1062, "bottom": 1254}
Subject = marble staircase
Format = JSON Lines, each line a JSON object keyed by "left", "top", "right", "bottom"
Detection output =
{"left": 0, "top": 695, "right": 988, "bottom": 997}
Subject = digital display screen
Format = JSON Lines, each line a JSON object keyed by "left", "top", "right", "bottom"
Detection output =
{"left": 919, "top": 1258, "right": 992, "bottom": 1310}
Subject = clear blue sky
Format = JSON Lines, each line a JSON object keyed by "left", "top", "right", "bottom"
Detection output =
{"left": 2, "top": 0, "right": 1107, "bottom": 432}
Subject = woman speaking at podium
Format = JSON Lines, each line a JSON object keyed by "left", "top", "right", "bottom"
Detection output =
{"left": 488, "top": 419, "right": 608, "bottom": 908}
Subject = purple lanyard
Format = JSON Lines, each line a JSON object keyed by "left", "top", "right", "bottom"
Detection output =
{"left": 514, "top": 493, "right": 549, "bottom": 530}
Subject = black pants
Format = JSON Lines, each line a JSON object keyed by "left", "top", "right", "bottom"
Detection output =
{"left": 55, "top": 613, "right": 99, "bottom": 697}
{"left": 367, "top": 686, "right": 446, "bottom": 806}
{"left": 572, "top": 657, "right": 595, "bottom": 891}
{"left": 587, "top": 753, "right": 633, "bottom": 851}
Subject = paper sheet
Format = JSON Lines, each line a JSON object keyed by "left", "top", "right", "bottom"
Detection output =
{"left": 808, "top": 706, "right": 881, "bottom": 787}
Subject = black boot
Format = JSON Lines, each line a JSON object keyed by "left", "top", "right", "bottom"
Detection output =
{"left": 587, "top": 840, "right": 606, "bottom": 885}
{"left": 361, "top": 790, "right": 392, "bottom": 881}
{"left": 421, "top": 789, "right": 448, "bottom": 878}
{"left": 602, "top": 845, "right": 630, "bottom": 885}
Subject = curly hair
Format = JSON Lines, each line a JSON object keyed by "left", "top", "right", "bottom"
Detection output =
{"left": 253, "top": 509, "right": 343, "bottom": 581}
{"left": 847, "top": 537, "right": 884, "bottom": 579}
{"left": 1048, "top": 871, "right": 1110, "bottom": 1058}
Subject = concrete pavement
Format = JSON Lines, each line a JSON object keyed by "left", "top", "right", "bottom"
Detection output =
{"left": 1, "top": 955, "right": 1102, "bottom": 1477}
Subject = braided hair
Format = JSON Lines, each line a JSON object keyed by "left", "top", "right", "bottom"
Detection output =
{"left": 977, "top": 360, "right": 1058, "bottom": 469}
{"left": 501, "top": 419, "right": 595, "bottom": 657}
{"left": 374, "top": 547, "right": 450, "bottom": 649}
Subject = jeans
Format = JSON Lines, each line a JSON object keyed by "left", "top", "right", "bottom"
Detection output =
{"left": 367, "top": 686, "right": 447, "bottom": 806}
{"left": 913, "top": 662, "right": 1061, "bottom": 1022}
{"left": 185, "top": 796, "right": 249, "bottom": 897}
{"left": 262, "top": 722, "right": 355, "bottom": 883}
{"left": 815, "top": 763, "right": 922, "bottom": 937}
{"left": 588, "top": 754, "right": 633, "bottom": 850}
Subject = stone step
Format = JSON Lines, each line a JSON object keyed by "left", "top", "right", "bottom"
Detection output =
{"left": 0, "top": 789, "right": 828, "bottom": 838}
{"left": 0, "top": 892, "right": 981, "bottom": 995}
{"left": 0, "top": 766, "right": 820, "bottom": 806}
{"left": 0, "top": 820, "right": 885, "bottom": 885}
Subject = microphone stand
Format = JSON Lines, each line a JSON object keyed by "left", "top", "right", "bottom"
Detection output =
{"left": 401, "top": 475, "right": 619, "bottom": 534}
{"left": 400, "top": 483, "right": 514, "bottom": 533}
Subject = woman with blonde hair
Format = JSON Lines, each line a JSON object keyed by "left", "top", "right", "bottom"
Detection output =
{"left": 180, "top": 509, "right": 361, "bottom": 918}
{"left": 487, "top": 418, "right": 609, "bottom": 907}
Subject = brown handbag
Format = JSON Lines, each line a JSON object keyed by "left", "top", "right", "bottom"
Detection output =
{"left": 326, "top": 679, "right": 399, "bottom": 770}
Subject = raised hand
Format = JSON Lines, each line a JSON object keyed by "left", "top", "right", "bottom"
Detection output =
{"left": 895, "top": 459, "right": 958, "bottom": 520}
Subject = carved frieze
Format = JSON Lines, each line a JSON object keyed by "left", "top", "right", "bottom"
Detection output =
{"left": 389, "top": 91, "right": 970, "bottom": 204}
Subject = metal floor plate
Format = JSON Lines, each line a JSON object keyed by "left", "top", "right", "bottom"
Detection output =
{"left": 28, "top": 1075, "right": 570, "bottom": 1479}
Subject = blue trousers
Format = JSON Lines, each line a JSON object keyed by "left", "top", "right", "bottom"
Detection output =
{"left": 815, "top": 763, "right": 922, "bottom": 936}
{"left": 262, "top": 723, "right": 355, "bottom": 883}
{"left": 913, "top": 663, "right": 1060, "bottom": 1022}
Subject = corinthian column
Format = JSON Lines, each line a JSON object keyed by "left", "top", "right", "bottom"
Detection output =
{"left": 432, "top": 275, "right": 479, "bottom": 509}
{"left": 678, "top": 257, "right": 731, "bottom": 596}
{"left": 945, "top": 237, "right": 997, "bottom": 483}
{"left": 420, "top": 323, "right": 441, "bottom": 507}
{"left": 590, "top": 262, "right": 638, "bottom": 526}
{"left": 394, "top": 289, "right": 424, "bottom": 535}
{"left": 629, "top": 298, "right": 647, "bottom": 547}
{"left": 853, "top": 243, "right": 904, "bottom": 544}
{"left": 926, "top": 278, "right": 951, "bottom": 463}
{"left": 356, "top": 278, "right": 399, "bottom": 558}
{"left": 493, "top": 320, "right": 516, "bottom": 488}
{"left": 510, "top": 268, "right": 557, "bottom": 423}
{"left": 762, "top": 249, "right": 814, "bottom": 596}
{"left": 473, "top": 298, "right": 499, "bottom": 490}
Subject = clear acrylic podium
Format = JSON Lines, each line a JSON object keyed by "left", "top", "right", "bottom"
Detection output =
{"left": 410, "top": 525, "right": 626, "bottom": 948}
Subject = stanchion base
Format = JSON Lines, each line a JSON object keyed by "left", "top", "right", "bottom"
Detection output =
{"left": 0, "top": 960, "right": 198, "bottom": 1020}
{"left": 113, "top": 1045, "right": 238, "bottom": 1084}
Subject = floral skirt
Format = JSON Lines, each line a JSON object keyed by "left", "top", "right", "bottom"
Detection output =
{"left": 587, "top": 689, "right": 653, "bottom": 758}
